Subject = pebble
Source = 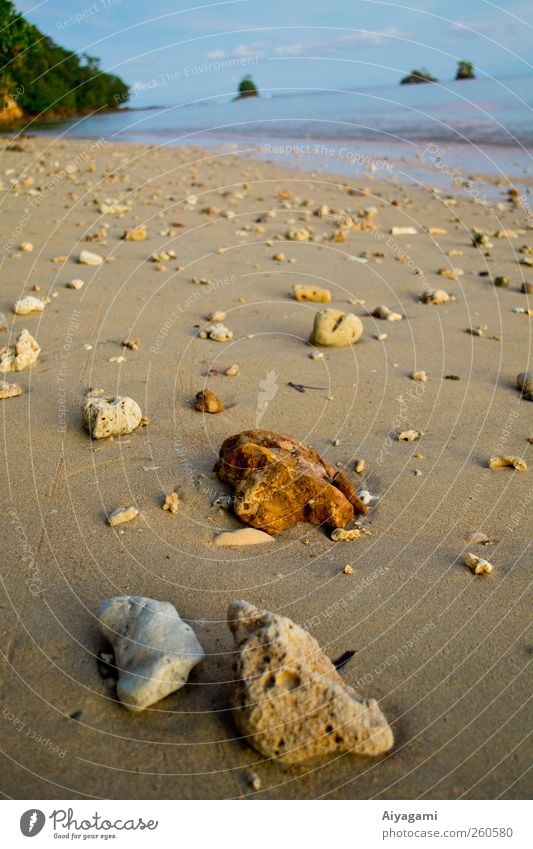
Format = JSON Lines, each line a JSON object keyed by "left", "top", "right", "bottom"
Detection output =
{"left": 391, "top": 226, "right": 417, "bottom": 236}
{"left": 488, "top": 455, "right": 527, "bottom": 471}
{"left": 97, "top": 596, "right": 204, "bottom": 712}
{"left": 358, "top": 489, "right": 378, "bottom": 506}
{"left": 354, "top": 458, "right": 366, "bottom": 474}
{"left": 421, "top": 289, "right": 454, "bottom": 305}
{"left": 374, "top": 333, "right": 388, "bottom": 341}
{"left": 122, "top": 226, "right": 147, "bottom": 241}
{"left": 78, "top": 250, "right": 103, "bottom": 265}
{"left": 214, "top": 528, "right": 275, "bottom": 547}
{"left": 226, "top": 600, "right": 393, "bottom": 763}
{"left": 410, "top": 371, "right": 428, "bottom": 382}
{"left": 109, "top": 355, "right": 126, "bottom": 363}
{"left": 0, "top": 329, "right": 40, "bottom": 372}
{"left": 81, "top": 395, "right": 142, "bottom": 439}
{"left": 343, "top": 564, "right": 354, "bottom": 574}
{"left": 107, "top": 506, "right": 138, "bottom": 527}
{"left": 162, "top": 492, "right": 180, "bottom": 513}
{"left": 331, "top": 527, "right": 370, "bottom": 541}
{"left": 67, "top": 278, "right": 85, "bottom": 290}
{"left": 438, "top": 267, "right": 463, "bottom": 280}
{"left": 310, "top": 351, "right": 324, "bottom": 359}
{"left": 195, "top": 388, "right": 223, "bottom": 413}
{"left": 310, "top": 308, "right": 363, "bottom": 347}
{"left": 225, "top": 364, "right": 239, "bottom": 376}
{"left": 372, "top": 305, "right": 402, "bottom": 321}
{"left": 516, "top": 371, "right": 533, "bottom": 401}
{"left": 122, "top": 337, "right": 140, "bottom": 351}
{"left": 521, "top": 282, "right": 533, "bottom": 294}
{"left": 19, "top": 242, "right": 34, "bottom": 252}
{"left": 293, "top": 284, "right": 331, "bottom": 303}
{"left": 464, "top": 552, "right": 493, "bottom": 575}
{"left": 0, "top": 380, "right": 22, "bottom": 399}
{"left": 397, "top": 430, "right": 423, "bottom": 441}
{"left": 13, "top": 295, "right": 46, "bottom": 315}
{"left": 199, "top": 323, "right": 233, "bottom": 342}
{"left": 494, "top": 276, "right": 510, "bottom": 287}
{"left": 285, "top": 228, "right": 312, "bottom": 241}
{"left": 207, "top": 310, "right": 226, "bottom": 323}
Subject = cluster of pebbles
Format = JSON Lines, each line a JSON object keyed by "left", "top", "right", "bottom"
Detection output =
{"left": 2, "top": 136, "right": 531, "bottom": 771}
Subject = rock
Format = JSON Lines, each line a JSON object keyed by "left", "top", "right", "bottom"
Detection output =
{"left": 195, "top": 388, "right": 223, "bottom": 413}
{"left": 521, "top": 282, "right": 533, "bottom": 294}
{"left": 391, "top": 226, "right": 417, "bottom": 235}
{"left": 516, "top": 371, "right": 533, "bottom": 401}
{"left": 162, "top": 492, "right": 180, "bottom": 514}
{"left": 354, "top": 458, "right": 366, "bottom": 474}
{"left": 227, "top": 600, "right": 393, "bottom": 763}
{"left": 488, "top": 455, "right": 527, "bottom": 471}
{"left": 494, "top": 276, "right": 510, "bottom": 287}
{"left": 464, "top": 552, "right": 493, "bottom": 575}
{"left": 420, "top": 289, "right": 454, "bottom": 305}
{"left": 343, "top": 564, "right": 354, "bottom": 574}
{"left": 310, "top": 308, "right": 363, "bottom": 347}
{"left": 438, "top": 267, "right": 463, "bottom": 280}
{"left": 293, "top": 285, "right": 331, "bottom": 303}
{"left": 97, "top": 596, "right": 204, "bottom": 711}
{"left": 286, "top": 228, "right": 312, "bottom": 241}
{"left": 214, "top": 429, "right": 367, "bottom": 535}
{"left": 0, "top": 329, "right": 41, "bottom": 373}
{"left": 331, "top": 527, "right": 370, "bottom": 541}
{"left": 214, "top": 528, "right": 275, "bottom": 546}
{"left": 99, "top": 202, "right": 130, "bottom": 215}
{"left": 207, "top": 310, "right": 226, "bottom": 323}
{"left": 19, "top": 242, "right": 34, "bottom": 252}
{"left": 372, "top": 305, "right": 402, "bottom": 321}
{"left": 225, "top": 364, "right": 239, "bottom": 376}
{"left": 122, "top": 337, "right": 140, "bottom": 351}
{"left": 78, "top": 250, "right": 103, "bottom": 265}
{"left": 81, "top": 395, "right": 142, "bottom": 439}
{"left": 67, "top": 278, "right": 85, "bottom": 290}
{"left": 199, "top": 323, "right": 233, "bottom": 342}
{"left": 397, "top": 430, "right": 422, "bottom": 441}
{"left": 0, "top": 381, "right": 22, "bottom": 399}
{"left": 13, "top": 295, "right": 46, "bottom": 315}
{"left": 122, "top": 227, "right": 147, "bottom": 241}
{"left": 410, "top": 371, "right": 428, "bottom": 382}
{"left": 107, "top": 506, "right": 138, "bottom": 526}
{"left": 427, "top": 228, "right": 447, "bottom": 236}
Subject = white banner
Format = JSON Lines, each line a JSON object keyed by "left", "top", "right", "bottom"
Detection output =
{"left": 2, "top": 800, "right": 530, "bottom": 848}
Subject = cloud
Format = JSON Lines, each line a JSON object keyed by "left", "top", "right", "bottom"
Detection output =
{"left": 449, "top": 18, "right": 523, "bottom": 39}
{"left": 206, "top": 28, "right": 408, "bottom": 62}
{"left": 275, "top": 28, "right": 409, "bottom": 56}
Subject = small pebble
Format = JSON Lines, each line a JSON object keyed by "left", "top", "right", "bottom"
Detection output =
{"left": 107, "top": 506, "right": 138, "bottom": 527}
{"left": 343, "top": 564, "right": 354, "bottom": 575}
{"left": 162, "top": 492, "right": 180, "bottom": 514}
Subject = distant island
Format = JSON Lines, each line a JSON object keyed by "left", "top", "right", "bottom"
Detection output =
{"left": 235, "top": 75, "right": 259, "bottom": 100}
{"left": 400, "top": 68, "right": 438, "bottom": 85}
{"left": 455, "top": 60, "right": 475, "bottom": 80}
{"left": 400, "top": 61, "right": 475, "bottom": 85}
{"left": 0, "top": 0, "right": 129, "bottom": 124}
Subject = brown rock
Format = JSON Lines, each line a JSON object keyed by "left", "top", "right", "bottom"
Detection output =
{"left": 214, "top": 429, "right": 366, "bottom": 534}
{"left": 0, "top": 381, "right": 22, "bottom": 399}
{"left": 227, "top": 600, "right": 394, "bottom": 763}
{"left": 195, "top": 388, "right": 223, "bottom": 413}
{"left": 310, "top": 308, "right": 363, "bottom": 347}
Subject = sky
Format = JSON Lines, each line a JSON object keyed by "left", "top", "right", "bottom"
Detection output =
{"left": 15, "top": 0, "right": 533, "bottom": 107}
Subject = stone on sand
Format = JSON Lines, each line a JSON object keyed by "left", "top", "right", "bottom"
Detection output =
{"left": 0, "top": 329, "right": 40, "bottom": 373}
{"left": 97, "top": 596, "right": 205, "bottom": 711}
{"left": 81, "top": 395, "right": 142, "bottom": 439}
{"left": 310, "top": 308, "right": 363, "bottom": 347}
{"left": 227, "top": 600, "right": 393, "bottom": 763}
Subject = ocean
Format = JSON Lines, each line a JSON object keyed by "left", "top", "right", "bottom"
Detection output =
{"left": 30, "top": 74, "right": 533, "bottom": 196}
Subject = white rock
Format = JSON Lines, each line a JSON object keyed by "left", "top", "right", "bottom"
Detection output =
{"left": 214, "top": 528, "right": 275, "bottom": 547}
{"left": 67, "top": 278, "right": 85, "bottom": 290}
{"left": 13, "top": 295, "right": 46, "bottom": 315}
{"left": 81, "top": 395, "right": 142, "bottom": 439}
{"left": 391, "top": 226, "right": 417, "bottom": 236}
{"left": 97, "top": 596, "right": 205, "bottom": 711}
{"left": 107, "top": 506, "right": 138, "bottom": 526}
{"left": 0, "top": 329, "right": 40, "bottom": 372}
{"left": 78, "top": 250, "right": 103, "bottom": 266}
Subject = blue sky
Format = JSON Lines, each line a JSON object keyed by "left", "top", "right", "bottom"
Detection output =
{"left": 15, "top": 0, "right": 533, "bottom": 106}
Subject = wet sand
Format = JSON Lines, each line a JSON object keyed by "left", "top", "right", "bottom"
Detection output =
{"left": 0, "top": 135, "right": 531, "bottom": 799}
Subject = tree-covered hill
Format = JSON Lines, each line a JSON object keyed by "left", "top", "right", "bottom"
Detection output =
{"left": 0, "top": 0, "right": 129, "bottom": 122}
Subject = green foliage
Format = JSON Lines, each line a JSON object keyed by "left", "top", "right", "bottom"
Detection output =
{"left": 237, "top": 75, "right": 259, "bottom": 97}
{"left": 456, "top": 60, "right": 475, "bottom": 80}
{"left": 0, "top": 0, "right": 129, "bottom": 118}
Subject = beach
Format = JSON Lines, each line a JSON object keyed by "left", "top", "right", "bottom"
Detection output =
{"left": 0, "top": 133, "right": 531, "bottom": 800}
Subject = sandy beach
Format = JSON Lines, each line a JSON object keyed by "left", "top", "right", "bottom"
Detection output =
{"left": 0, "top": 134, "right": 531, "bottom": 800}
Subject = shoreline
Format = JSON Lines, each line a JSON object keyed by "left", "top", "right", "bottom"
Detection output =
{"left": 0, "top": 135, "right": 531, "bottom": 800}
